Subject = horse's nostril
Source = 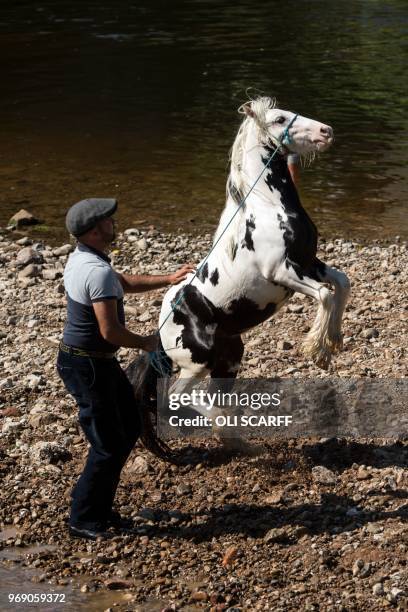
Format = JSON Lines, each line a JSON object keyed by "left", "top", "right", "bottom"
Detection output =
{"left": 320, "top": 126, "right": 333, "bottom": 137}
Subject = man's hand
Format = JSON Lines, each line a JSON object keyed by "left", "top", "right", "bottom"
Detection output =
{"left": 139, "top": 334, "right": 159, "bottom": 353}
{"left": 168, "top": 263, "right": 196, "bottom": 285}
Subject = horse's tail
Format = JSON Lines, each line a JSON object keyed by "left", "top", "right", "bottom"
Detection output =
{"left": 125, "top": 337, "right": 179, "bottom": 463}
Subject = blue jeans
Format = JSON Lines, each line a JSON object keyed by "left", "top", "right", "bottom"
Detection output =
{"left": 56, "top": 349, "right": 142, "bottom": 529}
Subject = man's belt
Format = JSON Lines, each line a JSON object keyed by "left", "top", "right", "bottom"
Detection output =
{"left": 59, "top": 341, "right": 116, "bottom": 359}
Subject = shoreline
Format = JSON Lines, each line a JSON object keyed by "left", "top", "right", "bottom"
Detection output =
{"left": 0, "top": 227, "right": 407, "bottom": 610}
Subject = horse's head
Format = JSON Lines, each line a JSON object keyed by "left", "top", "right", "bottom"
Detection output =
{"left": 239, "top": 96, "right": 333, "bottom": 156}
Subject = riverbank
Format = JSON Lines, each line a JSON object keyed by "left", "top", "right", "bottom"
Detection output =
{"left": 0, "top": 227, "right": 407, "bottom": 610}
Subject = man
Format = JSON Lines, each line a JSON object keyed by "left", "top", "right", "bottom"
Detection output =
{"left": 57, "top": 198, "right": 194, "bottom": 540}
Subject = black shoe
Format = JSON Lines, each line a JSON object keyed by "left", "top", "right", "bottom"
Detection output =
{"left": 68, "top": 524, "right": 110, "bottom": 540}
{"left": 107, "top": 511, "right": 135, "bottom": 531}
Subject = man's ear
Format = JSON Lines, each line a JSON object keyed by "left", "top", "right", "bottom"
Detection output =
{"left": 238, "top": 101, "right": 255, "bottom": 118}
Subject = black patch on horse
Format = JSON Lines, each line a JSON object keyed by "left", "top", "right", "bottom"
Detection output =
{"left": 196, "top": 262, "right": 209, "bottom": 283}
{"left": 241, "top": 214, "right": 256, "bottom": 251}
{"left": 210, "top": 268, "right": 219, "bottom": 286}
{"left": 231, "top": 243, "right": 238, "bottom": 260}
{"left": 171, "top": 285, "right": 216, "bottom": 365}
{"left": 217, "top": 296, "right": 277, "bottom": 335}
{"left": 171, "top": 286, "right": 277, "bottom": 365}
{"left": 262, "top": 148, "right": 318, "bottom": 279}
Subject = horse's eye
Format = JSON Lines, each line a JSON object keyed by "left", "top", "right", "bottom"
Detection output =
{"left": 275, "top": 116, "right": 286, "bottom": 124}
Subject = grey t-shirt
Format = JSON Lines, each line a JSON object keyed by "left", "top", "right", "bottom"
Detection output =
{"left": 62, "top": 243, "right": 125, "bottom": 352}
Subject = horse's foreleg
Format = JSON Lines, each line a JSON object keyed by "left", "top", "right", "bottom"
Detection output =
{"left": 314, "top": 260, "right": 351, "bottom": 352}
{"left": 275, "top": 266, "right": 335, "bottom": 369}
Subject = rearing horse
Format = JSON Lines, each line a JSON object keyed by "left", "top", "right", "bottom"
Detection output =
{"left": 129, "top": 96, "right": 350, "bottom": 449}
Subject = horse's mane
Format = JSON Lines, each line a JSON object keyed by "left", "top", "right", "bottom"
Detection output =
{"left": 213, "top": 96, "right": 277, "bottom": 258}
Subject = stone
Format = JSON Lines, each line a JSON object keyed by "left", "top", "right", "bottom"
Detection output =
{"left": 312, "top": 466, "right": 336, "bottom": 485}
{"left": 0, "top": 406, "right": 20, "bottom": 417}
{"left": 126, "top": 455, "right": 149, "bottom": 475}
{"left": 16, "top": 247, "right": 44, "bottom": 267}
{"left": 288, "top": 304, "right": 304, "bottom": 314}
{"left": 29, "top": 441, "right": 72, "bottom": 464}
{"left": 104, "top": 578, "right": 133, "bottom": 590}
{"left": 277, "top": 340, "right": 293, "bottom": 350}
{"left": 18, "top": 264, "right": 41, "bottom": 279}
{"left": 15, "top": 237, "right": 32, "bottom": 246}
{"left": 176, "top": 483, "right": 192, "bottom": 495}
{"left": 361, "top": 328, "right": 379, "bottom": 339}
{"left": 136, "top": 238, "right": 148, "bottom": 250}
{"left": 42, "top": 268, "right": 62, "bottom": 281}
{"left": 8, "top": 209, "right": 40, "bottom": 229}
{"left": 222, "top": 546, "right": 238, "bottom": 566}
{"left": 53, "top": 244, "right": 73, "bottom": 256}
{"left": 372, "top": 583, "right": 384, "bottom": 596}
{"left": 138, "top": 312, "right": 152, "bottom": 322}
{"left": 18, "top": 277, "right": 36, "bottom": 288}
{"left": 264, "top": 527, "right": 289, "bottom": 544}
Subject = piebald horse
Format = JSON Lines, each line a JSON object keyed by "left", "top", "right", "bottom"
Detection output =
{"left": 129, "top": 96, "right": 350, "bottom": 454}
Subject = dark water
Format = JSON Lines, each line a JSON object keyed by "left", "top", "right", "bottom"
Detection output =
{"left": 1, "top": 0, "right": 407, "bottom": 240}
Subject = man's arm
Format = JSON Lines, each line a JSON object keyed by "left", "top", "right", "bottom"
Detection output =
{"left": 118, "top": 263, "right": 195, "bottom": 294}
{"left": 287, "top": 153, "right": 300, "bottom": 185}
{"left": 93, "top": 299, "right": 158, "bottom": 351}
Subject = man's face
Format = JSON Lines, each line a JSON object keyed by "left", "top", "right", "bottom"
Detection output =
{"left": 96, "top": 216, "right": 116, "bottom": 244}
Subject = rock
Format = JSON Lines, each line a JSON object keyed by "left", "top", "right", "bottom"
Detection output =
{"left": 0, "top": 378, "right": 14, "bottom": 390}
{"left": 25, "top": 374, "right": 42, "bottom": 388}
{"left": 264, "top": 527, "right": 289, "bottom": 544}
{"left": 356, "top": 466, "right": 371, "bottom": 480}
{"left": 104, "top": 578, "right": 133, "bottom": 590}
{"left": 16, "top": 247, "right": 44, "bottom": 267}
{"left": 264, "top": 491, "right": 283, "bottom": 504}
{"left": 126, "top": 455, "right": 149, "bottom": 475}
{"left": 136, "top": 238, "right": 148, "bottom": 250}
{"left": 18, "top": 264, "right": 41, "bottom": 279}
{"left": 387, "top": 587, "right": 405, "bottom": 603}
{"left": 0, "top": 406, "right": 20, "bottom": 417}
{"left": 361, "top": 328, "right": 379, "bottom": 339}
{"left": 137, "top": 312, "right": 152, "bottom": 323}
{"left": 277, "top": 340, "right": 293, "bottom": 350}
{"left": 8, "top": 209, "right": 40, "bottom": 229}
{"left": 312, "top": 466, "right": 336, "bottom": 485}
{"left": 42, "top": 268, "right": 62, "bottom": 280}
{"left": 176, "top": 483, "right": 192, "bottom": 495}
{"left": 288, "top": 304, "right": 304, "bottom": 314}
{"left": 29, "top": 441, "right": 72, "bottom": 464}
{"left": 372, "top": 583, "right": 384, "bottom": 596}
{"left": 15, "top": 237, "right": 32, "bottom": 246}
{"left": 191, "top": 591, "right": 208, "bottom": 601}
{"left": 352, "top": 559, "right": 371, "bottom": 578}
{"left": 222, "top": 546, "right": 239, "bottom": 566}
{"left": 53, "top": 244, "right": 73, "bottom": 256}
{"left": 18, "top": 277, "right": 36, "bottom": 288}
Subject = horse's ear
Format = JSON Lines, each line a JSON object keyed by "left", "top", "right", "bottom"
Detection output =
{"left": 239, "top": 102, "right": 255, "bottom": 118}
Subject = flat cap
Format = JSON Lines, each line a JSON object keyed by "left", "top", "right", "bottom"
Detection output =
{"left": 66, "top": 198, "right": 117, "bottom": 237}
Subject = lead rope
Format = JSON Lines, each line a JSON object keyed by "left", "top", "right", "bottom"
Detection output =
{"left": 142, "top": 114, "right": 298, "bottom": 462}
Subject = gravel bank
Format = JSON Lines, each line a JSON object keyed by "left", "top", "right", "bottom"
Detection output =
{"left": 0, "top": 227, "right": 407, "bottom": 611}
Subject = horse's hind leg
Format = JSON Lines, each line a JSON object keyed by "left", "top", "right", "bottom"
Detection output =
{"left": 208, "top": 336, "right": 261, "bottom": 454}
{"left": 314, "top": 259, "right": 350, "bottom": 352}
{"left": 274, "top": 264, "right": 335, "bottom": 369}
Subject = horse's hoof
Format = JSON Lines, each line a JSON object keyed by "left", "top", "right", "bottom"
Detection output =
{"left": 302, "top": 343, "right": 332, "bottom": 369}
{"left": 327, "top": 333, "right": 343, "bottom": 353}
{"left": 315, "top": 349, "right": 332, "bottom": 370}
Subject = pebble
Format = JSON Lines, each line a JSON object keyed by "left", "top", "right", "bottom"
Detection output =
{"left": 312, "top": 466, "right": 336, "bottom": 485}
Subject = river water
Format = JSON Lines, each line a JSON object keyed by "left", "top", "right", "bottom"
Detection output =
{"left": 1, "top": 0, "right": 408, "bottom": 235}
{"left": 1, "top": 0, "right": 407, "bottom": 241}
